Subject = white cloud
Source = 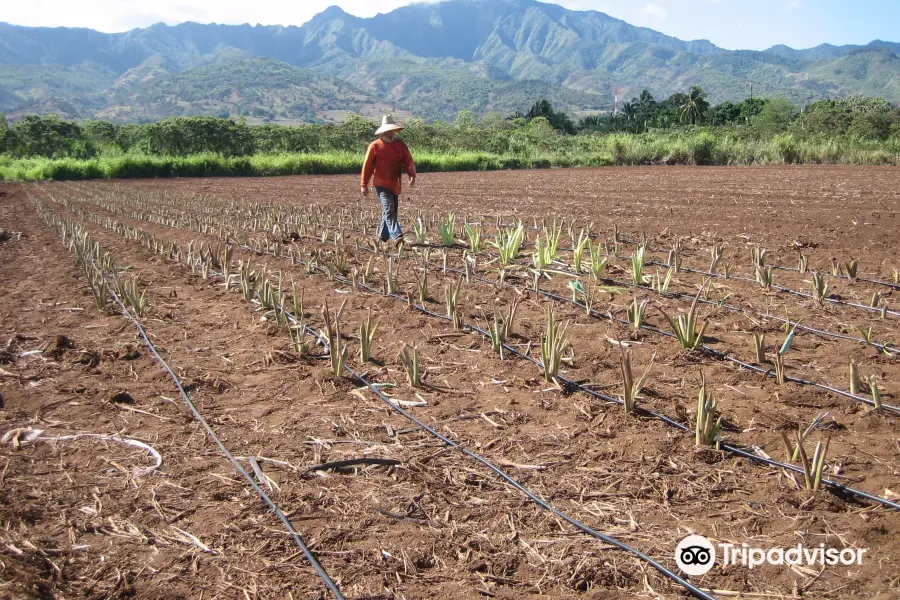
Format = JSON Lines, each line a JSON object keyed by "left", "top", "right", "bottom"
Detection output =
{"left": 1, "top": 0, "right": 442, "bottom": 32}
{"left": 640, "top": 3, "right": 668, "bottom": 20}
{"left": 0, "top": 0, "right": 642, "bottom": 31}
{"left": 552, "top": 0, "right": 609, "bottom": 10}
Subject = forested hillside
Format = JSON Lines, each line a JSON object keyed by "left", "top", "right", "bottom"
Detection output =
{"left": 1, "top": 0, "right": 898, "bottom": 123}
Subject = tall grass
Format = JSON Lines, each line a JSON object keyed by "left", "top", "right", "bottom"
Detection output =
{"left": 0, "top": 152, "right": 363, "bottom": 181}
{"left": 2, "top": 132, "right": 898, "bottom": 181}
{"left": 0, "top": 151, "right": 594, "bottom": 181}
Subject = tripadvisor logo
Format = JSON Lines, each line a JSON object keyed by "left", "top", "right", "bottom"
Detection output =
{"left": 675, "top": 535, "right": 868, "bottom": 575}
{"left": 676, "top": 535, "right": 716, "bottom": 576}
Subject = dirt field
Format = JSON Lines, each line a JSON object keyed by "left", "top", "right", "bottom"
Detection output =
{"left": 1, "top": 166, "right": 899, "bottom": 600}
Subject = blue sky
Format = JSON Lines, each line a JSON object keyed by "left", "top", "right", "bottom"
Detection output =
{"left": 586, "top": 0, "right": 900, "bottom": 50}
{"left": 4, "top": 0, "right": 898, "bottom": 50}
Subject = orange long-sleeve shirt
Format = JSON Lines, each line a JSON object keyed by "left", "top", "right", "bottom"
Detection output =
{"left": 361, "top": 138, "right": 416, "bottom": 197}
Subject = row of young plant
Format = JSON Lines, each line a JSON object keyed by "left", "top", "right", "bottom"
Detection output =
{"left": 415, "top": 222, "right": 899, "bottom": 355}
{"left": 414, "top": 230, "right": 893, "bottom": 412}
{"left": 30, "top": 201, "right": 354, "bottom": 600}
{"left": 608, "top": 226, "right": 900, "bottom": 291}
{"left": 40, "top": 190, "right": 897, "bottom": 507}
{"left": 36, "top": 196, "right": 762, "bottom": 600}
{"left": 37, "top": 210, "right": 150, "bottom": 317}
{"left": 63, "top": 178, "right": 900, "bottom": 311}
{"left": 70, "top": 181, "right": 899, "bottom": 298}
{"left": 49, "top": 186, "right": 896, "bottom": 417}
{"left": 415, "top": 217, "right": 898, "bottom": 320}
{"left": 209, "top": 201, "right": 896, "bottom": 413}
{"left": 56, "top": 183, "right": 900, "bottom": 359}
{"left": 107, "top": 179, "right": 897, "bottom": 326}
{"left": 430, "top": 212, "right": 900, "bottom": 295}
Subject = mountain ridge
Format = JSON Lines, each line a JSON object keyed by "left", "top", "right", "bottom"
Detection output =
{"left": 1, "top": 0, "right": 898, "bottom": 123}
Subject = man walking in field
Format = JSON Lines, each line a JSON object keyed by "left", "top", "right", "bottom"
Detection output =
{"left": 361, "top": 115, "right": 416, "bottom": 249}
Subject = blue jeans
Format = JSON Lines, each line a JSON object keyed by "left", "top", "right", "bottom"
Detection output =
{"left": 376, "top": 187, "right": 403, "bottom": 242}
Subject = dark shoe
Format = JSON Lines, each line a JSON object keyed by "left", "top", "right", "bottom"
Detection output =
{"left": 372, "top": 237, "right": 389, "bottom": 252}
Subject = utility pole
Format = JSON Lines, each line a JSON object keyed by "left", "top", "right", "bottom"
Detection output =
{"left": 612, "top": 87, "right": 620, "bottom": 131}
{"left": 744, "top": 81, "right": 754, "bottom": 125}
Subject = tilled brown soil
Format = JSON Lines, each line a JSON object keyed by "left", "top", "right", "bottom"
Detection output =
{"left": 2, "top": 166, "right": 899, "bottom": 600}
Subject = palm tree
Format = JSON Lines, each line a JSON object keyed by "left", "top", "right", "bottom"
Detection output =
{"left": 527, "top": 99, "right": 554, "bottom": 119}
{"left": 679, "top": 86, "right": 710, "bottom": 125}
{"left": 578, "top": 115, "right": 612, "bottom": 132}
{"left": 622, "top": 102, "right": 641, "bottom": 133}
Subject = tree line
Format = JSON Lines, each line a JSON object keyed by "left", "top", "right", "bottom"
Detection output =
{"left": 1, "top": 88, "right": 899, "bottom": 160}
{"left": 582, "top": 87, "right": 900, "bottom": 140}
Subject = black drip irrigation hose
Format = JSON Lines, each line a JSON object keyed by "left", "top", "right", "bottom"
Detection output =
{"left": 267, "top": 279, "right": 721, "bottom": 600}
{"left": 608, "top": 232, "right": 900, "bottom": 293}
{"left": 233, "top": 212, "right": 900, "bottom": 354}
{"left": 43, "top": 212, "right": 346, "bottom": 599}
{"left": 118, "top": 298, "right": 346, "bottom": 600}
{"left": 233, "top": 241, "right": 900, "bottom": 512}
{"left": 307, "top": 235, "right": 900, "bottom": 417}
{"left": 534, "top": 285, "right": 900, "bottom": 416}
{"left": 65, "top": 190, "right": 900, "bottom": 337}
{"left": 345, "top": 367, "right": 720, "bottom": 600}
{"left": 65, "top": 186, "right": 900, "bottom": 302}
{"left": 48, "top": 197, "right": 900, "bottom": 511}
{"left": 47, "top": 191, "right": 900, "bottom": 415}
{"left": 241, "top": 216, "right": 900, "bottom": 355}
{"left": 65, "top": 204, "right": 721, "bottom": 600}
{"left": 131, "top": 246, "right": 727, "bottom": 599}
{"left": 470, "top": 318, "right": 900, "bottom": 511}
{"left": 538, "top": 258, "right": 900, "bottom": 356}
{"left": 768, "top": 263, "right": 900, "bottom": 291}
{"left": 500, "top": 221, "right": 900, "bottom": 293}
{"left": 648, "top": 260, "right": 900, "bottom": 319}
{"left": 412, "top": 294, "right": 900, "bottom": 512}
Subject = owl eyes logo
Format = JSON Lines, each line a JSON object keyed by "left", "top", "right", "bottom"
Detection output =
{"left": 680, "top": 546, "right": 712, "bottom": 565}
{"left": 675, "top": 535, "right": 716, "bottom": 576}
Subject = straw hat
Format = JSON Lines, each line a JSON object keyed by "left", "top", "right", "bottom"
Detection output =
{"left": 375, "top": 114, "right": 404, "bottom": 136}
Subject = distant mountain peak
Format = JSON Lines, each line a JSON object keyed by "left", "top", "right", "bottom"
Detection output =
{"left": 320, "top": 5, "right": 349, "bottom": 17}
{"left": 309, "top": 5, "right": 351, "bottom": 22}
